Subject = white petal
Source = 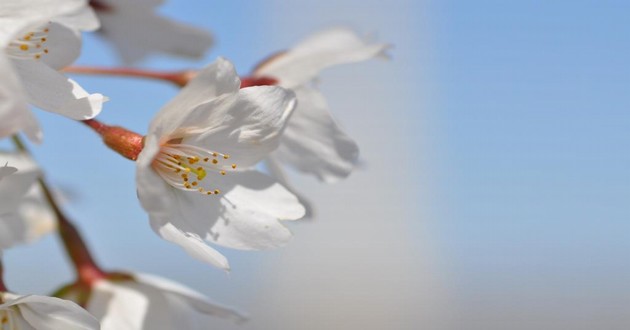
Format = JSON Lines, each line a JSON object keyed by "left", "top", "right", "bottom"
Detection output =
{"left": 0, "top": 0, "right": 88, "bottom": 47}
{"left": 54, "top": 6, "right": 100, "bottom": 31}
{"left": 0, "top": 212, "right": 39, "bottom": 250}
{"left": 135, "top": 145, "right": 176, "bottom": 216}
{"left": 89, "top": 280, "right": 149, "bottom": 330}
{"left": 0, "top": 185, "right": 57, "bottom": 250}
{"left": 0, "top": 212, "right": 26, "bottom": 250}
{"left": 220, "top": 171, "right": 305, "bottom": 221}
{"left": 136, "top": 151, "right": 231, "bottom": 270}
{"left": 0, "top": 168, "right": 17, "bottom": 181}
{"left": 12, "top": 59, "right": 106, "bottom": 120}
{"left": 134, "top": 273, "right": 247, "bottom": 323}
{"left": 0, "top": 152, "right": 40, "bottom": 215}
{"left": 265, "top": 156, "right": 316, "bottom": 218}
{"left": 95, "top": 3, "right": 213, "bottom": 63}
{"left": 254, "top": 27, "right": 391, "bottom": 88}
{"left": 0, "top": 54, "right": 41, "bottom": 142}
{"left": 135, "top": 143, "right": 175, "bottom": 217}
{"left": 151, "top": 221, "right": 230, "bottom": 271}
{"left": 167, "top": 171, "right": 302, "bottom": 251}
{"left": 2, "top": 294, "right": 99, "bottom": 330}
{"left": 177, "top": 86, "right": 297, "bottom": 168}
{"left": 41, "top": 22, "right": 82, "bottom": 70}
{"left": 89, "top": 274, "right": 245, "bottom": 330}
{"left": 274, "top": 87, "right": 359, "bottom": 182}
{"left": 149, "top": 58, "right": 240, "bottom": 138}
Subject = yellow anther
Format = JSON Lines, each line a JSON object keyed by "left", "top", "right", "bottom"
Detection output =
{"left": 198, "top": 188, "right": 204, "bottom": 192}
{"left": 220, "top": 170, "right": 226, "bottom": 175}
{"left": 212, "top": 159, "right": 218, "bottom": 164}
{"left": 231, "top": 164, "right": 237, "bottom": 169}
{"left": 203, "top": 157, "right": 209, "bottom": 162}
{"left": 44, "top": 48, "right": 49, "bottom": 54}
{"left": 206, "top": 191, "right": 213, "bottom": 195}
{"left": 192, "top": 181, "right": 198, "bottom": 186}
{"left": 41, "top": 37, "right": 47, "bottom": 42}
{"left": 34, "top": 54, "right": 41, "bottom": 59}
{"left": 20, "top": 44, "right": 28, "bottom": 51}
{"left": 187, "top": 158, "right": 196, "bottom": 164}
{"left": 223, "top": 154, "right": 230, "bottom": 159}
{"left": 212, "top": 152, "right": 218, "bottom": 157}
{"left": 214, "top": 189, "right": 220, "bottom": 194}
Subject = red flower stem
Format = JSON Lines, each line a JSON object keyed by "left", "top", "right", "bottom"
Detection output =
{"left": 11, "top": 135, "right": 105, "bottom": 285}
{"left": 0, "top": 260, "right": 8, "bottom": 292}
{"left": 63, "top": 66, "right": 280, "bottom": 89}
{"left": 63, "top": 65, "right": 194, "bottom": 87}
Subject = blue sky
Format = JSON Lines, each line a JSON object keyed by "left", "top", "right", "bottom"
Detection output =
{"left": 428, "top": 1, "right": 630, "bottom": 328}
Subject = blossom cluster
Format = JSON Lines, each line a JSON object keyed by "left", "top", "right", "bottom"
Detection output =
{"left": 0, "top": 0, "right": 388, "bottom": 328}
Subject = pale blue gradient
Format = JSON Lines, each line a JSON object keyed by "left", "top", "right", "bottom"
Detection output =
{"left": 429, "top": 1, "right": 630, "bottom": 329}
{"left": 3, "top": 1, "right": 629, "bottom": 329}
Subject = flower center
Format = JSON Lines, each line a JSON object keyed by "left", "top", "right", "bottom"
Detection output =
{"left": 0, "top": 309, "right": 18, "bottom": 330}
{"left": 6, "top": 24, "right": 50, "bottom": 61}
{"left": 152, "top": 143, "right": 237, "bottom": 196}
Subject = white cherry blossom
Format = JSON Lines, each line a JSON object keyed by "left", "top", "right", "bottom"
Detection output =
{"left": 84, "top": 273, "right": 245, "bottom": 330}
{"left": 0, "top": 152, "right": 54, "bottom": 251}
{"left": 0, "top": 165, "right": 17, "bottom": 182}
{"left": 0, "top": 153, "right": 39, "bottom": 217}
{"left": 89, "top": 0, "right": 213, "bottom": 64}
{"left": 0, "top": 186, "right": 57, "bottom": 252}
{"left": 253, "top": 27, "right": 390, "bottom": 183}
{"left": 0, "top": 292, "right": 99, "bottom": 330}
{"left": 0, "top": 0, "right": 105, "bottom": 142}
{"left": 137, "top": 58, "right": 304, "bottom": 271}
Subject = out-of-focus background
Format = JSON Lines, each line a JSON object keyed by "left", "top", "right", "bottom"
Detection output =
{"left": 5, "top": 0, "right": 630, "bottom": 329}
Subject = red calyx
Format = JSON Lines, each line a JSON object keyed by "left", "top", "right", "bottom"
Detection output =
{"left": 89, "top": 0, "right": 113, "bottom": 12}
{"left": 240, "top": 76, "right": 279, "bottom": 88}
{"left": 83, "top": 120, "right": 144, "bottom": 161}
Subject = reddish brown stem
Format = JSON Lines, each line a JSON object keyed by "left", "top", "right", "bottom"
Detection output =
{"left": 11, "top": 135, "right": 105, "bottom": 285}
{"left": 64, "top": 65, "right": 280, "bottom": 89}
{"left": 63, "top": 66, "right": 196, "bottom": 87}
{"left": 0, "top": 260, "right": 7, "bottom": 292}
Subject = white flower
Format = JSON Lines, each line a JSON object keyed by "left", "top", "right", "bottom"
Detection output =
{"left": 89, "top": 0, "right": 213, "bottom": 64}
{"left": 83, "top": 273, "right": 245, "bottom": 330}
{"left": 253, "top": 27, "right": 390, "bottom": 183}
{"left": 0, "top": 55, "right": 38, "bottom": 142}
{"left": 0, "top": 0, "right": 105, "bottom": 142}
{"left": 0, "top": 165, "right": 17, "bottom": 182}
{"left": 0, "top": 185, "right": 57, "bottom": 251}
{"left": 0, "top": 152, "right": 54, "bottom": 251}
{"left": 0, "top": 153, "right": 39, "bottom": 217}
{"left": 137, "top": 58, "right": 304, "bottom": 271}
{"left": 0, "top": 292, "right": 99, "bottom": 330}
